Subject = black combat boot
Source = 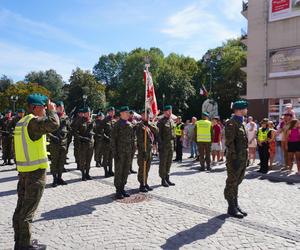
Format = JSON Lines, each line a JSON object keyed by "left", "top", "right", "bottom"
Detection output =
{"left": 52, "top": 174, "right": 58, "bottom": 187}
{"left": 85, "top": 169, "right": 92, "bottom": 180}
{"left": 95, "top": 161, "right": 100, "bottom": 168}
{"left": 103, "top": 166, "right": 109, "bottom": 178}
{"left": 57, "top": 174, "right": 67, "bottom": 185}
{"left": 145, "top": 184, "right": 153, "bottom": 191}
{"left": 199, "top": 166, "right": 205, "bottom": 171}
{"left": 121, "top": 189, "right": 130, "bottom": 197}
{"left": 129, "top": 168, "right": 137, "bottom": 174}
{"left": 1, "top": 160, "right": 8, "bottom": 166}
{"left": 81, "top": 170, "right": 86, "bottom": 181}
{"left": 234, "top": 197, "right": 247, "bottom": 216}
{"left": 139, "top": 184, "right": 148, "bottom": 193}
{"left": 115, "top": 190, "right": 124, "bottom": 200}
{"left": 19, "top": 239, "right": 47, "bottom": 250}
{"left": 8, "top": 159, "right": 14, "bottom": 165}
{"left": 227, "top": 200, "right": 244, "bottom": 219}
{"left": 166, "top": 175, "right": 175, "bottom": 186}
{"left": 206, "top": 165, "right": 212, "bottom": 171}
{"left": 108, "top": 166, "right": 114, "bottom": 177}
{"left": 161, "top": 178, "right": 169, "bottom": 187}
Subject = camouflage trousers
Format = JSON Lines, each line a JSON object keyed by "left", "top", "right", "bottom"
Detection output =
{"left": 137, "top": 151, "right": 152, "bottom": 185}
{"left": 13, "top": 169, "right": 46, "bottom": 247}
{"left": 2, "top": 135, "right": 13, "bottom": 161}
{"left": 94, "top": 140, "right": 104, "bottom": 164}
{"left": 78, "top": 142, "right": 94, "bottom": 171}
{"left": 114, "top": 152, "right": 132, "bottom": 191}
{"left": 102, "top": 143, "right": 113, "bottom": 171}
{"left": 49, "top": 143, "right": 67, "bottom": 175}
{"left": 159, "top": 146, "right": 173, "bottom": 179}
{"left": 224, "top": 157, "right": 247, "bottom": 201}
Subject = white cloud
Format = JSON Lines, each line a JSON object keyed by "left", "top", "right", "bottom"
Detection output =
{"left": 219, "top": 0, "right": 243, "bottom": 21}
{"left": 0, "top": 8, "right": 98, "bottom": 52}
{"left": 0, "top": 41, "right": 85, "bottom": 81}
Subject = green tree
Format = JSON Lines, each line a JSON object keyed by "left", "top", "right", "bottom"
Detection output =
{"left": 66, "top": 68, "right": 106, "bottom": 113}
{"left": 24, "top": 69, "right": 64, "bottom": 100}
{"left": 0, "top": 75, "right": 13, "bottom": 92}
{"left": 0, "top": 82, "right": 50, "bottom": 112}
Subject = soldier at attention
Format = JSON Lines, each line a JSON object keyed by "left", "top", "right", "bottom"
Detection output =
{"left": 224, "top": 100, "right": 249, "bottom": 219}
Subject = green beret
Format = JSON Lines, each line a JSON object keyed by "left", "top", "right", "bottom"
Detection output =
{"left": 107, "top": 106, "right": 115, "bottom": 112}
{"left": 164, "top": 105, "right": 172, "bottom": 111}
{"left": 5, "top": 109, "right": 12, "bottom": 113}
{"left": 27, "top": 93, "right": 48, "bottom": 106}
{"left": 232, "top": 100, "right": 248, "bottom": 110}
{"left": 202, "top": 112, "right": 209, "bottom": 117}
{"left": 17, "top": 108, "right": 25, "bottom": 113}
{"left": 56, "top": 101, "right": 64, "bottom": 107}
{"left": 120, "top": 106, "right": 130, "bottom": 112}
{"left": 81, "top": 107, "right": 91, "bottom": 113}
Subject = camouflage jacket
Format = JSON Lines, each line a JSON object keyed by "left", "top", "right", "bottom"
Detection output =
{"left": 136, "top": 121, "right": 158, "bottom": 154}
{"left": 157, "top": 116, "right": 175, "bottom": 148}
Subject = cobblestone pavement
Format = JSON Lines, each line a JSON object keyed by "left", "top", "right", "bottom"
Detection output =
{"left": 0, "top": 148, "right": 299, "bottom": 250}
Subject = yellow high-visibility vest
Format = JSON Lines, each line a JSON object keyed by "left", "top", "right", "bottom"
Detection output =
{"left": 196, "top": 120, "right": 212, "bottom": 142}
{"left": 14, "top": 114, "right": 49, "bottom": 172}
{"left": 175, "top": 123, "right": 183, "bottom": 136}
{"left": 257, "top": 128, "right": 269, "bottom": 142}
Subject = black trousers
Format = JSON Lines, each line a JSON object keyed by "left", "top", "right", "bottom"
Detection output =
{"left": 175, "top": 136, "right": 183, "bottom": 161}
{"left": 258, "top": 143, "right": 269, "bottom": 173}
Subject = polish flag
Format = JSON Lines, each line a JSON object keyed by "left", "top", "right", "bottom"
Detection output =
{"left": 144, "top": 68, "right": 158, "bottom": 117}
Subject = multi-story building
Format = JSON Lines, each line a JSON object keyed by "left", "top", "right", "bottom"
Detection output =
{"left": 241, "top": 0, "right": 300, "bottom": 120}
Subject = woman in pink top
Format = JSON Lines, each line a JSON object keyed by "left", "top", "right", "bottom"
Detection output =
{"left": 285, "top": 119, "right": 300, "bottom": 174}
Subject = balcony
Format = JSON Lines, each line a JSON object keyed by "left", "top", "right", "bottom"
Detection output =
{"left": 241, "top": 1, "right": 248, "bottom": 19}
{"left": 240, "top": 28, "right": 248, "bottom": 46}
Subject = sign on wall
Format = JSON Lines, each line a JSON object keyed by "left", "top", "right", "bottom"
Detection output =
{"left": 269, "top": 0, "right": 300, "bottom": 21}
{"left": 269, "top": 47, "right": 300, "bottom": 78}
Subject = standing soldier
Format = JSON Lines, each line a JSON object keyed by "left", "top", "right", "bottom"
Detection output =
{"left": 76, "top": 107, "right": 94, "bottom": 181}
{"left": 71, "top": 109, "right": 84, "bottom": 169}
{"left": 48, "top": 101, "right": 70, "bottom": 187}
{"left": 136, "top": 109, "right": 158, "bottom": 192}
{"left": 111, "top": 106, "right": 135, "bottom": 199}
{"left": 0, "top": 109, "right": 14, "bottom": 165}
{"left": 158, "top": 105, "right": 176, "bottom": 187}
{"left": 194, "top": 112, "right": 213, "bottom": 171}
{"left": 224, "top": 100, "right": 248, "bottom": 219}
{"left": 94, "top": 111, "right": 105, "bottom": 168}
{"left": 13, "top": 93, "right": 59, "bottom": 250}
{"left": 101, "top": 107, "right": 116, "bottom": 177}
{"left": 174, "top": 116, "right": 184, "bottom": 162}
{"left": 128, "top": 110, "right": 138, "bottom": 174}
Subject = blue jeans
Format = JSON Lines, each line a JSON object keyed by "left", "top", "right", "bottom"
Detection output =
{"left": 190, "top": 141, "right": 198, "bottom": 157}
{"left": 276, "top": 141, "right": 284, "bottom": 165}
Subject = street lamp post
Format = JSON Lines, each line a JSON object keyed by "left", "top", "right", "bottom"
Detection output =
{"left": 10, "top": 95, "right": 19, "bottom": 113}
{"left": 203, "top": 51, "right": 222, "bottom": 98}
{"left": 83, "top": 95, "right": 87, "bottom": 108}
{"left": 162, "top": 93, "right": 165, "bottom": 111}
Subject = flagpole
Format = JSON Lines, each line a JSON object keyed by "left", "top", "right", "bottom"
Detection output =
{"left": 143, "top": 61, "right": 150, "bottom": 187}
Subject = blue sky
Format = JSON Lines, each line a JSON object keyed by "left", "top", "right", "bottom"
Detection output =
{"left": 0, "top": 0, "right": 246, "bottom": 82}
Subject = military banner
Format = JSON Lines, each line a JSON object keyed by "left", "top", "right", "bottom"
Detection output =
{"left": 269, "top": 0, "right": 300, "bottom": 22}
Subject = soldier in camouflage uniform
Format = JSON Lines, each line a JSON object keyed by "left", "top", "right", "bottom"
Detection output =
{"left": 224, "top": 100, "right": 249, "bottom": 219}
{"left": 100, "top": 107, "right": 116, "bottom": 177}
{"left": 136, "top": 109, "right": 158, "bottom": 192}
{"left": 48, "top": 101, "right": 70, "bottom": 187}
{"left": 71, "top": 109, "right": 84, "bottom": 169}
{"left": 157, "top": 105, "right": 176, "bottom": 187}
{"left": 111, "top": 106, "right": 135, "bottom": 199}
{"left": 13, "top": 93, "right": 59, "bottom": 250}
{"left": 0, "top": 109, "right": 14, "bottom": 165}
{"left": 75, "top": 107, "right": 94, "bottom": 181}
{"left": 94, "top": 111, "right": 105, "bottom": 168}
{"left": 128, "top": 110, "right": 137, "bottom": 174}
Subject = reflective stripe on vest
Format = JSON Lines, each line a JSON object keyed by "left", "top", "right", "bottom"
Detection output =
{"left": 258, "top": 128, "right": 269, "bottom": 142}
{"left": 14, "top": 114, "right": 49, "bottom": 172}
{"left": 175, "top": 124, "right": 183, "bottom": 136}
{"left": 196, "top": 120, "right": 211, "bottom": 142}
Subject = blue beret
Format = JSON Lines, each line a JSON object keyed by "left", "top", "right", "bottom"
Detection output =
{"left": 164, "top": 105, "right": 172, "bottom": 111}
{"left": 120, "top": 106, "right": 130, "bottom": 112}
{"left": 56, "top": 101, "right": 64, "bottom": 107}
{"left": 202, "top": 112, "right": 209, "bottom": 117}
{"left": 27, "top": 93, "right": 48, "bottom": 106}
{"left": 17, "top": 108, "right": 25, "bottom": 113}
{"left": 232, "top": 100, "right": 248, "bottom": 110}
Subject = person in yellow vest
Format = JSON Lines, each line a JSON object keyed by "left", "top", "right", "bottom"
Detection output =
{"left": 174, "top": 116, "right": 184, "bottom": 163}
{"left": 12, "top": 93, "right": 59, "bottom": 250}
{"left": 257, "top": 118, "right": 271, "bottom": 174}
{"left": 194, "top": 112, "right": 213, "bottom": 171}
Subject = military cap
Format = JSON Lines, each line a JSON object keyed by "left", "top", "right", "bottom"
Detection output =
{"left": 5, "top": 109, "right": 12, "bottom": 113}
{"left": 81, "top": 107, "right": 91, "bottom": 113}
{"left": 232, "top": 100, "right": 248, "bottom": 110}
{"left": 78, "top": 108, "right": 84, "bottom": 113}
{"left": 202, "top": 112, "right": 209, "bottom": 117}
{"left": 27, "top": 93, "right": 48, "bottom": 106}
{"left": 107, "top": 106, "right": 115, "bottom": 112}
{"left": 97, "top": 111, "right": 104, "bottom": 116}
{"left": 56, "top": 101, "right": 64, "bottom": 107}
{"left": 17, "top": 108, "right": 25, "bottom": 113}
{"left": 119, "top": 106, "right": 130, "bottom": 112}
{"left": 163, "top": 105, "right": 172, "bottom": 111}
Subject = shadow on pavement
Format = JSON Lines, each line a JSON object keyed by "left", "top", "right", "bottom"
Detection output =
{"left": 0, "top": 189, "right": 17, "bottom": 197}
{"left": 170, "top": 170, "right": 199, "bottom": 176}
{"left": 244, "top": 170, "right": 300, "bottom": 184}
{"left": 161, "top": 214, "right": 229, "bottom": 250}
{"left": 36, "top": 193, "right": 115, "bottom": 221}
{"left": 0, "top": 175, "right": 18, "bottom": 183}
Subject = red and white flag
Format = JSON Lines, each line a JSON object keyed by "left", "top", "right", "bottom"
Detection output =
{"left": 144, "top": 68, "right": 158, "bottom": 117}
{"left": 200, "top": 84, "right": 208, "bottom": 97}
